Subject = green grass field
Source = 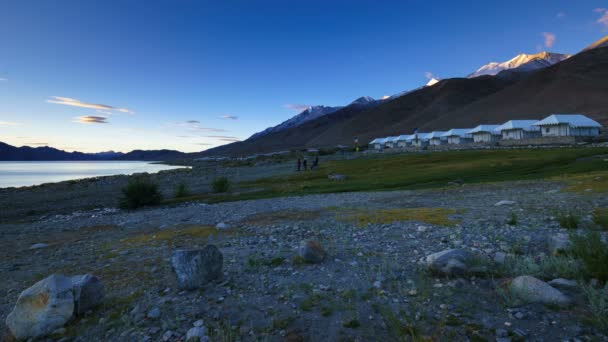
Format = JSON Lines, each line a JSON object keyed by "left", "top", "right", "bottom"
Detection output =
{"left": 168, "top": 147, "right": 608, "bottom": 204}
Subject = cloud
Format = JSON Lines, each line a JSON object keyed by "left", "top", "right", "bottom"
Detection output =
{"left": 186, "top": 120, "right": 200, "bottom": 124}
{"left": 542, "top": 32, "right": 556, "bottom": 48}
{"left": 204, "top": 135, "right": 240, "bottom": 141}
{"left": 556, "top": 11, "right": 566, "bottom": 19}
{"left": 26, "top": 142, "right": 49, "bottom": 146}
{"left": 219, "top": 138, "right": 241, "bottom": 142}
{"left": 424, "top": 72, "right": 434, "bottom": 80}
{"left": 195, "top": 142, "right": 213, "bottom": 146}
{"left": 167, "top": 120, "right": 227, "bottom": 132}
{"left": 73, "top": 115, "right": 109, "bottom": 124}
{"left": 0, "top": 78, "right": 7, "bottom": 81}
{"left": 220, "top": 115, "right": 238, "bottom": 120}
{"left": 596, "top": 8, "right": 608, "bottom": 29}
{"left": 284, "top": 104, "right": 312, "bottom": 111}
{"left": 48, "top": 96, "right": 133, "bottom": 114}
{"left": 0, "top": 121, "right": 19, "bottom": 126}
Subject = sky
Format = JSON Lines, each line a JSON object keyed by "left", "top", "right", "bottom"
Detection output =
{"left": 0, "top": 0, "right": 607, "bottom": 153}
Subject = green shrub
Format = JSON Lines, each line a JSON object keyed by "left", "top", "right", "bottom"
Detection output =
{"left": 593, "top": 208, "right": 608, "bottom": 230}
{"left": 501, "top": 255, "right": 583, "bottom": 280}
{"left": 581, "top": 283, "right": 608, "bottom": 332}
{"left": 119, "top": 177, "right": 162, "bottom": 209}
{"left": 506, "top": 212, "right": 518, "bottom": 226}
{"left": 211, "top": 177, "right": 230, "bottom": 193}
{"left": 173, "top": 182, "right": 190, "bottom": 198}
{"left": 570, "top": 231, "right": 608, "bottom": 282}
{"left": 557, "top": 212, "right": 580, "bottom": 229}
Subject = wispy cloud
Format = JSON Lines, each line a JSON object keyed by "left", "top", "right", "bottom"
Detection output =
{"left": 0, "top": 121, "right": 19, "bottom": 126}
{"left": 556, "top": 11, "right": 566, "bottom": 19}
{"left": 168, "top": 120, "right": 227, "bottom": 133}
{"left": 220, "top": 115, "right": 238, "bottom": 120}
{"left": 186, "top": 120, "right": 200, "bottom": 124}
{"left": 73, "top": 115, "right": 109, "bottom": 124}
{"left": 26, "top": 142, "right": 49, "bottom": 146}
{"left": 219, "top": 138, "right": 240, "bottom": 142}
{"left": 542, "top": 32, "right": 556, "bottom": 48}
{"left": 596, "top": 8, "right": 608, "bottom": 29}
{"left": 204, "top": 135, "right": 240, "bottom": 140}
{"left": 424, "top": 71, "right": 435, "bottom": 80}
{"left": 284, "top": 104, "right": 312, "bottom": 111}
{"left": 195, "top": 142, "right": 213, "bottom": 146}
{"left": 48, "top": 96, "right": 133, "bottom": 114}
{"left": 0, "top": 78, "right": 7, "bottom": 81}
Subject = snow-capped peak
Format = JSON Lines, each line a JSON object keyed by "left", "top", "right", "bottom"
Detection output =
{"left": 468, "top": 52, "right": 571, "bottom": 78}
{"left": 426, "top": 78, "right": 440, "bottom": 86}
{"left": 349, "top": 96, "right": 376, "bottom": 105}
{"left": 582, "top": 35, "right": 608, "bottom": 52}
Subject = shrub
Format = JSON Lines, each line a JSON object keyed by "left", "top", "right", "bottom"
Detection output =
{"left": 557, "top": 212, "right": 580, "bottom": 229}
{"left": 211, "top": 177, "right": 230, "bottom": 193}
{"left": 570, "top": 231, "right": 608, "bottom": 282}
{"left": 500, "top": 255, "right": 583, "bottom": 280}
{"left": 119, "top": 177, "right": 162, "bottom": 209}
{"left": 581, "top": 283, "right": 608, "bottom": 332}
{"left": 506, "top": 212, "right": 518, "bottom": 226}
{"left": 593, "top": 208, "right": 608, "bottom": 230}
{"left": 173, "top": 182, "right": 190, "bottom": 198}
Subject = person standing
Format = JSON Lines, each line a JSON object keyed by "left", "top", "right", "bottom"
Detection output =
{"left": 311, "top": 156, "right": 319, "bottom": 170}
{"left": 303, "top": 158, "right": 308, "bottom": 171}
{"left": 297, "top": 158, "right": 301, "bottom": 172}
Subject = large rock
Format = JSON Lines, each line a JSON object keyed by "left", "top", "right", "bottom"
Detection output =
{"left": 171, "top": 246, "right": 223, "bottom": 290}
{"left": 425, "top": 249, "right": 474, "bottom": 276}
{"left": 71, "top": 274, "right": 104, "bottom": 315}
{"left": 299, "top": 240, "right": 326, "bottom": 264}
{"left": 548, "top": 234, "right": 571, "bottom": 255}
{"left": 6, "top": 274, "right": 75, "bottom": 340}
{"left": 509, "top": 276, "right": 571, "bottom": 307}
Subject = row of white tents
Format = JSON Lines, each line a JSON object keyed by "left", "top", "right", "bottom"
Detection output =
{"left": 369, "top": 114, "right": 603, "bottom": 150}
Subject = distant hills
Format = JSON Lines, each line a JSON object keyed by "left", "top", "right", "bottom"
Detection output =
{"left": 0, "top": 142, "right": 187, "bottom": 161}
{"left": 202, "top": 35, "right": 608, "bottom": 156}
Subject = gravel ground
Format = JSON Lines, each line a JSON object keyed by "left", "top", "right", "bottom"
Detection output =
{"left": 1, "top": 180, "right": 607, "bottom": 341}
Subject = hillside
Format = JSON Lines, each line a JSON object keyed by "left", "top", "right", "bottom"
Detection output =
{"left": 203, "top": 45, "right": 608, "bottom": 156}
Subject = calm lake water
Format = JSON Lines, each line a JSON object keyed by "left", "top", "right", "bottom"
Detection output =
{"left": 0, "top": 161, "right": 186, "bottom": 188}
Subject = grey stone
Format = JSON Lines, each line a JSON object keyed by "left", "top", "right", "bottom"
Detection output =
{"left": 71, "top": 274, "right": 104, "bottom": 315}
{"left": 299, "top": 240, "right": 326, "bottom": 264}
{"left": 186, "top": 326, "right": 207, "bottom": 342}
{"left": 5, "top": 274, "right": 75, "bottom": 340}
{"left": 425, "top": 249, "right": 474, "bottom": 276}
{"left": 495, "top": 200, "right": 516, "bottom": 206}
{"left": 147, "top": 307, "right": 161, "bottom": 319}
{"left": 171, "top": 246, "right": 223, "bottom": 290}
{"left": 509, "top": 276, "right": 571, "bottom": 307}
{"left": 29, "top": 243, "right": 49, "bottom": 250}
{"left": 548, "top": 278, "right": 578, "bottom": 289}
{"left": 215, "top": 222, "right": 229, "bottom": 230}
{"left": 494, "top": 252, "right": 507, "bottom": 265}
{"left": 548, "top": 234, "right": 571, "bottom": 255}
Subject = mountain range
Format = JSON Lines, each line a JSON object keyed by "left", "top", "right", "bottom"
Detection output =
{"left": 0, "top": 142, "right": 187, "bottom": 161}
{"left": 202, "top": 35, "right": 608, "bottom": 156}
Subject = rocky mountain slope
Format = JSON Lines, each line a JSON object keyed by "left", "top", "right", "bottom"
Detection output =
{"left": 468, "top": 52, "right": 571, "bottom": 78}
{"left": 202, "top": 37, "right": 608, "bottom": 156}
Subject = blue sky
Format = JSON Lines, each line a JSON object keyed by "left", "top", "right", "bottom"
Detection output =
{"left": 0, "top": 0, "right": 607, "bottom": 152}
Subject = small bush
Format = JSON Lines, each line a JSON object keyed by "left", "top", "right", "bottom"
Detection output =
{"left": 173, "top": 182, "right": 190, "bottom": 198}
{"left": 557, "top": 212, "right": 580, "bottom": 229}
{"left": 506, "top": 212, "right": 518, "bottom": 226}
{"left": 119, "top": 177, "right": 162, "bottom": 209}
{"left": 593, "top": 208, "right": 608, "bottom": 230}
{"left": 581, "top": 283, "right": 608, "bottom": 332}
{"left": 211, "top": 177, "right": 230, "bottom": 193}
{"left": 570, "top": 231, "right": 608, "bottom": 282}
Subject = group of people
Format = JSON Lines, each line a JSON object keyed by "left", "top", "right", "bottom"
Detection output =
{"left": 296, "top": 156, "right": 319, "bottom": 171}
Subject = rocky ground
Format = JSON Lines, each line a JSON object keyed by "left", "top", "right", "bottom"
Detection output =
{"left": 1, "top": 180, "right": 607, "bottom": 341}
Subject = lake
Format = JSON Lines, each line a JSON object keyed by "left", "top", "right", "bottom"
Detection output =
{"left": 0, "top": 161, "right": 187, "bottom": 188}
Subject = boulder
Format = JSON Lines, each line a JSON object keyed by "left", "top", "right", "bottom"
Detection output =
{"left": 548, "top": 234, "right": 571, "bottom": 255}
{"left": 71, "top": 274, "right": 104, "bottom": 315}
{"left": 425, "top": 249, "right": 474, "bottom": 276}
{"left": 5, "top": 274, "right": 75, "bottom": 340}
{"left": 29, "top": 243, "right": 49, "bottom": 250}
{"left": 509, "top": 276, "right": 571, "bottom": 307}
{"left": 548, "top": 278, "right": 578, "bottom": 289}
{"left": 328, "top": 174, "right": 346, "bottom": 181}
{"left": 186, "top": 326, "right": 208, "bottom": 342}
{"left": 494, "top": 200, "right": 516, "bottom": 206}
{"left": 215, "top": 222, "right": 229, "bottom": 230}
{"left": 171, "top": 246, "right": 223, "bottom": 290}
{"left": 299, "top": 240, "right": 326, "bottom": 264}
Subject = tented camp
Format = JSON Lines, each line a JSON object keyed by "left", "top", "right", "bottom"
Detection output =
{"left": 427, "top": 131, "right": 449, "bottom": 146}
{"left": 468, "top": 125, "right": 501, "bottom": 143}
{"left": 385, "top": 136, "right": 400, "bottom": 148}
{"left": 396, "top": 134, "right": 414, "bottom": 148}
{"left": 494, "top": 120, "right": 541, "bottom": 140}
{"left": 534, "top": 114, "right": 602, "bottom": 137}
{"left": 411, "top": 133, "right": 431, "bottom": 147}
{"left": 369, "top": 137, "right": 388, "bottom": 150}
{"left": 442, "top": 129, "right": 473, "bottom": 144}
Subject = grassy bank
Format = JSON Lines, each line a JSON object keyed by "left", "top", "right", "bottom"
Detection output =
{"left": 167, "top": 147, "right": 608, "bottom": 204}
